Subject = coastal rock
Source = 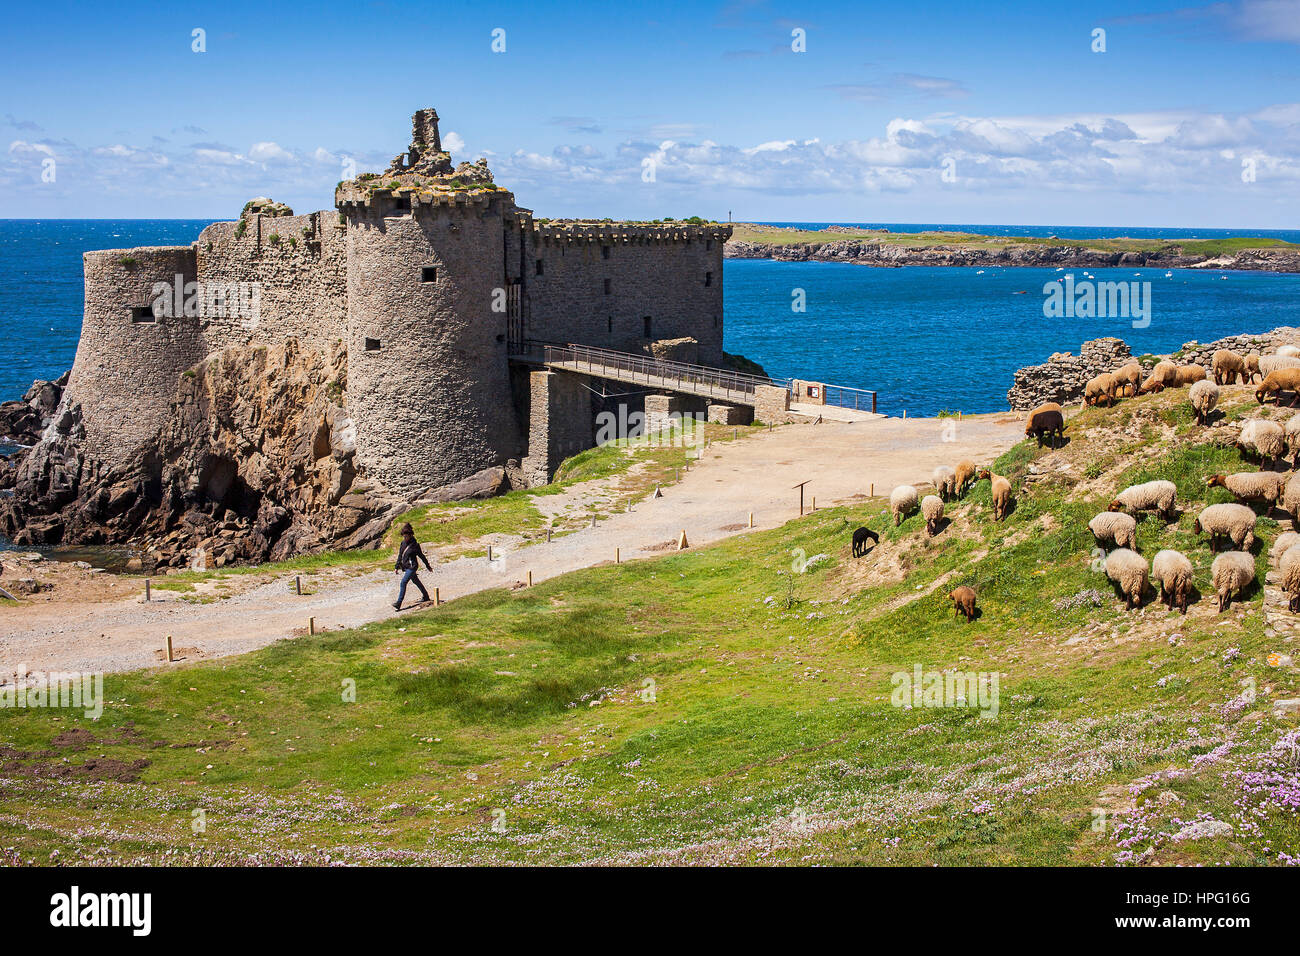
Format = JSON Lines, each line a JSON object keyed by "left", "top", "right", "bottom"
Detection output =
{"left": 0, "top": 371, "right": 68, "bottom": 446}
{"left": 415, "top": 466, "right": 509, "bottom": 505}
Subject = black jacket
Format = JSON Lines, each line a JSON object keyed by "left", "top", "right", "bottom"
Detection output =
{"left": 396, "top": 538, "right": 431, "bottom": 572}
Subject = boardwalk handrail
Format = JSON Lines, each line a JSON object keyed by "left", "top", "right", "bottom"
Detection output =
{"left": 537, "top": 341, "right": 790, "bottom": 401}
{"left": 822, "top": 382, "right": 879, "bottom": 414}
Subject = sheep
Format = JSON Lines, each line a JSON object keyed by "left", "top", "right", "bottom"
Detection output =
{"left": 1238, "top": 418, "right": 1286, "bottom": 466}
{"left": 953, "top": 459, "right": 976, "bottom": 497}
{"left": 921, "top": 494, "right": 945, "bottom": 535}
{"left": 1284, "top": 413, "right": 1300, "bottom": 466}
{"left": 1194, "top": 502, "right": 1257, "bottom": 553}
{"left": 977, "top": 469, "right": 1013, "bottom": 521}
{"left": 890, "top": 484, "right": 919, "bottom": 526}
{"left": 1175, "top": 364, "right": 1206, "bottom": 386}
{"left": 1151, "top": 548, "right": 1194, "bottom": 614}
{"left": 932, "top": 465, "right": 957, "bottom": 500}
{"left": 1107, "top": 479, "right": 1177, "bottom": 521}
{"left": 1211, "top": 551, "right": 1255, "bottom": 612}
{"left": 1088, "top": 511, "right": 1137, "bottom": 552}
{"left": 1246, "top": 353, "right": 1261, "bottom": 384}
{"left": 1084, "top": 373, "right": 1117, "bottom": 407}
{"left": 1279, "top": 545, "right": 1300, "bottom": 612}
{"left": 1272, "top": 530, "right": 1300, "bottom": 561}
{"left": 851, "top": 526, "right": 879, "bottom": 558}
{"left": 1188, "top": 379, "right": 1219, "bottom": 426}
{"left": 1205, "top": 471, "right": 1288, "bottom": 510}
{"left": 1279, "top": 344, "right": 1300, "bottom": 359}
{"left": 1258, "top": 354, "right": 1300, "bottom": 380}
{"left": 1213, "top": 349, "right": 1249, "bottom": 385}
{"left": 1256, "top": 368, "right": 1300, "bottom": 407}
{"left": 1137, "top": 362, "right": 1179, "bottom": 395}
{"left": 1112, "top": 362, "right": 1143, "bottom": 397}
{"left": 1104, "top": 548, "right": 1150, "bottom": 610}
{"left": 949, "top": 585, "right": 977, "bottom": 622}
{"left": 1025, "top": 401, "right": 1065, "bottom": 447}
{"left": 1285, "top": 473, "right": 1300, "bottom": 521}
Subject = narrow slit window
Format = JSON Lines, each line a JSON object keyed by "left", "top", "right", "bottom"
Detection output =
{"left": 421, "top": 266, "right": 437, "bottom": 283}
{"left": 535, "top": 259, "right": 544, "bottom": 276}
{"left": 643, "top": 316, "right": 652, "bottom": 337}
{"left": 604, "top": 278, "right": 612, "bottom": 295}
{"left": 601, "top": 245, "right": 610, "bottom": 260}
{"left": 705, "top": 271, "right": 713, "bottom": 287}
{"left": 607, "top": 316, "right": 613, "bottom": 333}
{"left": 130, "top": 305, "right": 156, "bottom": 324}
{"left": 706, "top": 239, "right": 713, "bottom": 251}
{"left": 364, "top": 337, "right": 381, "bottom": 352}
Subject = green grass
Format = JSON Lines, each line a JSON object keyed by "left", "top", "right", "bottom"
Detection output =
{"left": 1, "top": 394, "right": 1296, "bottom": 866}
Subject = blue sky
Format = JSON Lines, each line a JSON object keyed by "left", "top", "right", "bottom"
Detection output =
{"left": 3, "top": 0, "right": 1299, "bottom": 227}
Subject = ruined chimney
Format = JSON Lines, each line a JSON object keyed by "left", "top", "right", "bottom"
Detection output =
{"left": 411, "top": 108, "right": 442, "bottom": 155}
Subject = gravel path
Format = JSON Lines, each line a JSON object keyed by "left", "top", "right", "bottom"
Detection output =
{"left": 0, "top": 413, "right": 1023, "bottom": 676}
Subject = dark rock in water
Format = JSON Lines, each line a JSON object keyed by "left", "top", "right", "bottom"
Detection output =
{"left": 0, "top": 341, "right": 402, "bottom": 566}
{"left": 0, "top": 371, "right": 68, "bottom": 447}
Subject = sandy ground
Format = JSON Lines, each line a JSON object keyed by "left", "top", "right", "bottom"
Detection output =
{"left": 0, "top": 413, "right": 1023, "bottom": 676}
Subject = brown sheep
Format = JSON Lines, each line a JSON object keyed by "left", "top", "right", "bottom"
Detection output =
{"left": 977, "top": 469, "right": 1013, "bottom": 521}
{"left": 1212, "top": 349, "right": 1248, "bottom": 385}
{"left": 1025, "top": 402, "right": 1065, "bottom": 447}
{"left": 1175, "top": 364, "right": 1206, "bottom": 386}
{"left": 1255, "top": 368, "right": 1300, "bottom": 407}
{"left": 953, "top": 459, "right": 976, "bottom": 497}
{"left": 949, "top": 586, "right": 977, "bottom": 622}
{"left": 1084, "top": 373, "right": 1117, "bottom": 407}
{"left": 1112, "top": 362, "right": 1142, "bottom": 397}
{"left": 1137, "top": 361, "right": 1180, "bottom": 394}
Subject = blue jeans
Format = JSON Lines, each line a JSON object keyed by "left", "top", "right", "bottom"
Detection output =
{"left": 396, "top": 568, "right": 429, "bottom": 607}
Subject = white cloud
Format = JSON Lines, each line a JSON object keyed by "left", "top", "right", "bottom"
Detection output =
{"left": 248, "top": 141, "right": 294, "bottom": 163}
{"left": 443, "top": 131, "right": 465, "bottom": 154}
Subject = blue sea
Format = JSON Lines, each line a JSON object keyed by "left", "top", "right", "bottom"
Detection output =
{"left": 2, "top": 220, "right": 1299, "bottom": 419}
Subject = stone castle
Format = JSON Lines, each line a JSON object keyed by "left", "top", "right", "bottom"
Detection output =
{"left": 2, "top": 109, "right": 735, "bottom": 562}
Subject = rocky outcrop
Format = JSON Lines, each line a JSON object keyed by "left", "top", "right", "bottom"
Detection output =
{"left": 1006, "top": 326, "right": 1300, "bottom": 410}
{"left": 725, "top": 239, "right": 1300, "bottom": 273}
{"left": 0, "top": 339, "right": 404, "bottom": 568}
{"left": 0, "top": 372, "right": 67, "bottom": 447}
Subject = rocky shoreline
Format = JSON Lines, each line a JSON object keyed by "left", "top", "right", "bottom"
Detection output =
{"left": 1005, "top": 326, "right": 1300, "bottom": 410}
{"left": 724, "top": 239, "right": 1300, "bottom": 273}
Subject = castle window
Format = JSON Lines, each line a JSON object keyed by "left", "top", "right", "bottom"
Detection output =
{"left": 604, "top": 278, "right": 612, "bottom": 295}
{"left": 421, "top": 266, "right": 437, "bottom": 283}
{"left": 643, "top": 316, "right": 652, "bottom": 337}
{"left": 364, "top": 337, "right": 381, "bottom": 352}
{"left": 601, "top": 245, "right": 610, "bottom": 259}
{"left": 705, "top": 271, "right": 713, "bottom": 287}
{"left": 130, "top": 305, "right": 156, "bottom": 324}
{"left": 607, "top": 316, "right": 613, "bottom": 333}
{"left": 535, "top": 259, "right": 544, "bottom": 276}
{"left": 713, "top": 315, "right": 719, "bottom": 327}
{"left": 392, "top": 196, "right": 411, "bottom": 213}
{"left": 706, "top": 239, "right": 713, "bottom": 251}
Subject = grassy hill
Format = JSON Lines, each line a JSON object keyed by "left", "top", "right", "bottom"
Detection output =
{"left": 1, "top": 388, "right": 1297, "bottom": 865}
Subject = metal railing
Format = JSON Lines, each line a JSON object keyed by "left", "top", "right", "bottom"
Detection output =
{"left": 820, "top": 383, "right": 879, "bottom": 415}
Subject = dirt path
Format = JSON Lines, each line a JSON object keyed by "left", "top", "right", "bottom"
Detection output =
{"left": 0, "top": 413, "right": 1023, "bottom": 676}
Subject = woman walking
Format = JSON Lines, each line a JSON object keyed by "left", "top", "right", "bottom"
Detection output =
{"left": 393, "top": 523, "right": 433, "bottom": 610}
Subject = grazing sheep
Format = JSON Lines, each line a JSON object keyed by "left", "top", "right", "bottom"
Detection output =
{"left": 1211, "top": 551, "right": 1256, "bottom": 612}
{"left": 949, "top": 585, "right": 977, "bottom": 622}
{"left": 977, "top": 469, "right": 1013, "bottom": 521}
{"left": 890, "top": 484, "right": 919, "bottom": 526}
{"left": 1137, "top": 362, "right": 1179, "bottom": 395}
{"left": 851, "top": 526, "right": 879, "bottom": 558}
{"left": 1107, "top": 479, "right": 1178, "bottom": 520}
{"left": 1238, "top": 418, "right": 1286, "bottom": 466}
{"left": 1256, "top": 368, "right": 1300, "bottom": 407}
{"left": 932, "top": 465, "right": 957, "bottom": 500}
{"left": 1205, "top": 471, "right": 1288, "bottom": 508}
{"left": 1088, "top": 511, "right": 1138, "bottom": 552}
{"left": 1194, "top": 502, "right": 1257, "bottom": 553}
{"left": 1285, "top": 473, "right": 1300, "bottom": 521}
{"left": 1151, "top": 548, "right": 1194, "bottom": 614}
{"left": 1213, "top": 349, "right": 1249, "bottom": 385}
{"left": 1279, "top": 344, "right": 1300, "bottom": 359}
{"left": 954, "top": 459, "right": 976, "bottom": 497}
{"left": 1025, "top": 402, "right": 1065, "bottom": 447}
{"left": 1271, "top": 530, "right": 1300, "bottom": 560}
{"left": 1188, "top": 379, "right": 1219, "bottom": 426}
{"left": 1112, "top": 362, "right": 1143, "bottom": 397}
{"left": 1104, "top": 548, "right": 1150, "bottom": 610}
{"left": 921, "top": 495, "right": 945, "bottom": 535}
{"left": 1284, "top": 414, "right": 1300, "bottom": 466}
{"left": 1084, "top": 373, "right": 1118, "bottom": 407}
{"left": 1246, "top": 353, "right": 1262, "bottom": 384}
{"left": 1279, "top": 545, "right": 1300, "bottom": 612}
{"left": 1174, "top": 364, "right": 1206, "bottom": 386}
{"left": 1259, "top": 354, "right": 1300, "bottom": 380}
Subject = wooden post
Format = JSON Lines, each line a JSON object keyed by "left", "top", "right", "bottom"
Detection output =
{"left": 165, "top": 634, "right": 174, "bottom": 663}
{"left": 145, "top": 579, "right": 151, "bottom": 602}
{"left": 527, "top": 571, "right": 532, "bottom": 588}
{"left": 903, "top": 409, "right": 907, "bottom": 420}
{"left": 733, "top": 428, "right": 737, "bottom": 441}
{"left": 793, "top": 480, "right": 810, "bottom": 516}
{"left": 748, "top": 512, "right": 754, "bottom": 528}
{"left": 547, "top": 528, "right": 552, "bottom": 543}
{"left": 295, "top": 576, "right": 302, "bottom": 596}
{"left": 309, "top": 617, "right": 316, "bottom": 636}
{"left": 487, "top": 544, "right": 493, "bottom": 562}
{"left": 870, "top": 482, "right": 874, "bottom": 497}
{"left": 616, "top": 548, "right": 620, "bottom": 564}
{"left": 812, "top": 496, "right": 816, "bottom": 511}
{"left": 433, "top": 587, "right": 440, "bottom": 606}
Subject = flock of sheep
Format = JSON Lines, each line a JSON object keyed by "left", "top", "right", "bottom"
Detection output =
{"left": 862, "top": 342, "right": 1300, "bottom": 623}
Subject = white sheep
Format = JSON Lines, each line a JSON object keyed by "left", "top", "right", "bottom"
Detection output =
{"left": 1104, "top": 548, "right": 1150, "bottom": 610}
{"left": 1279, "top": 545, "right": 1300, "bottom": 612}
{"left": 1271, "top": 530, "right": 1300, "bottom": 560}
{"left": 1238, "top": 418, "right": 1286, "bottom": 465}
{"left": 1151, "top": 548, "right": 1194, "bottom": 614}
{"left": 1211, "top": 551, "right": 1256, "bottom": 612}
{"left": 1259, "top": 354, "right": 1300, "bottom": 379}
{"left": 1285, "top": 473, "right": 1300, "bottom": 521}
{"left": 1188, "top": 379, "right": 1219, "bottom": 426}
{"left": 921, "top": 494, "right": 945, "bottom": 535}
{"left": 890, "top": 484, "right": 919, "bottom": 526}
{"left": 1285, "top": 413, "right": 1300, "bottom": 465}
{"left": 1107, "top": 479, "right": 1177, "bottom": 520}
{"left": 932, "top": 465, "right": 957, "bottom": 501}
{"left": 1194, "top": 502, "right": 1257, "bottom": 553}
{"left": 977, "top": 469, "right": 1013, "bottom": 521}
{"left": 1088, "top": 511, "right": 1137, "bottom": 552}
{"left": 1205, "top": 471, "right": 1288, "bottom": 507}
{"left": 1279, "top": 345, "right": 1300, "bottom": 359}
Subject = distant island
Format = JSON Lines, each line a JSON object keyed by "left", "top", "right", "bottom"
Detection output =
{"left": 724, "top": 223, "right": 1300, "bottom": 272}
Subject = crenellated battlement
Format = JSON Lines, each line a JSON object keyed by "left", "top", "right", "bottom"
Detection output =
{"left": 516, "top": 216, "right": 733, "bottom": 245}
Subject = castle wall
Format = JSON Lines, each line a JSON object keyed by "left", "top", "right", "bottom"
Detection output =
{"left": 67, "top": 246, "right": 209, "bottom": 467}
{"left": 343, "top": 193, "right": 524, "bottom": 497}
{"left": 512, "top": 223, "right": 728, "bottom": 363}
{"left": 522, "top": 369, "right": 594, "bottom": 485}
